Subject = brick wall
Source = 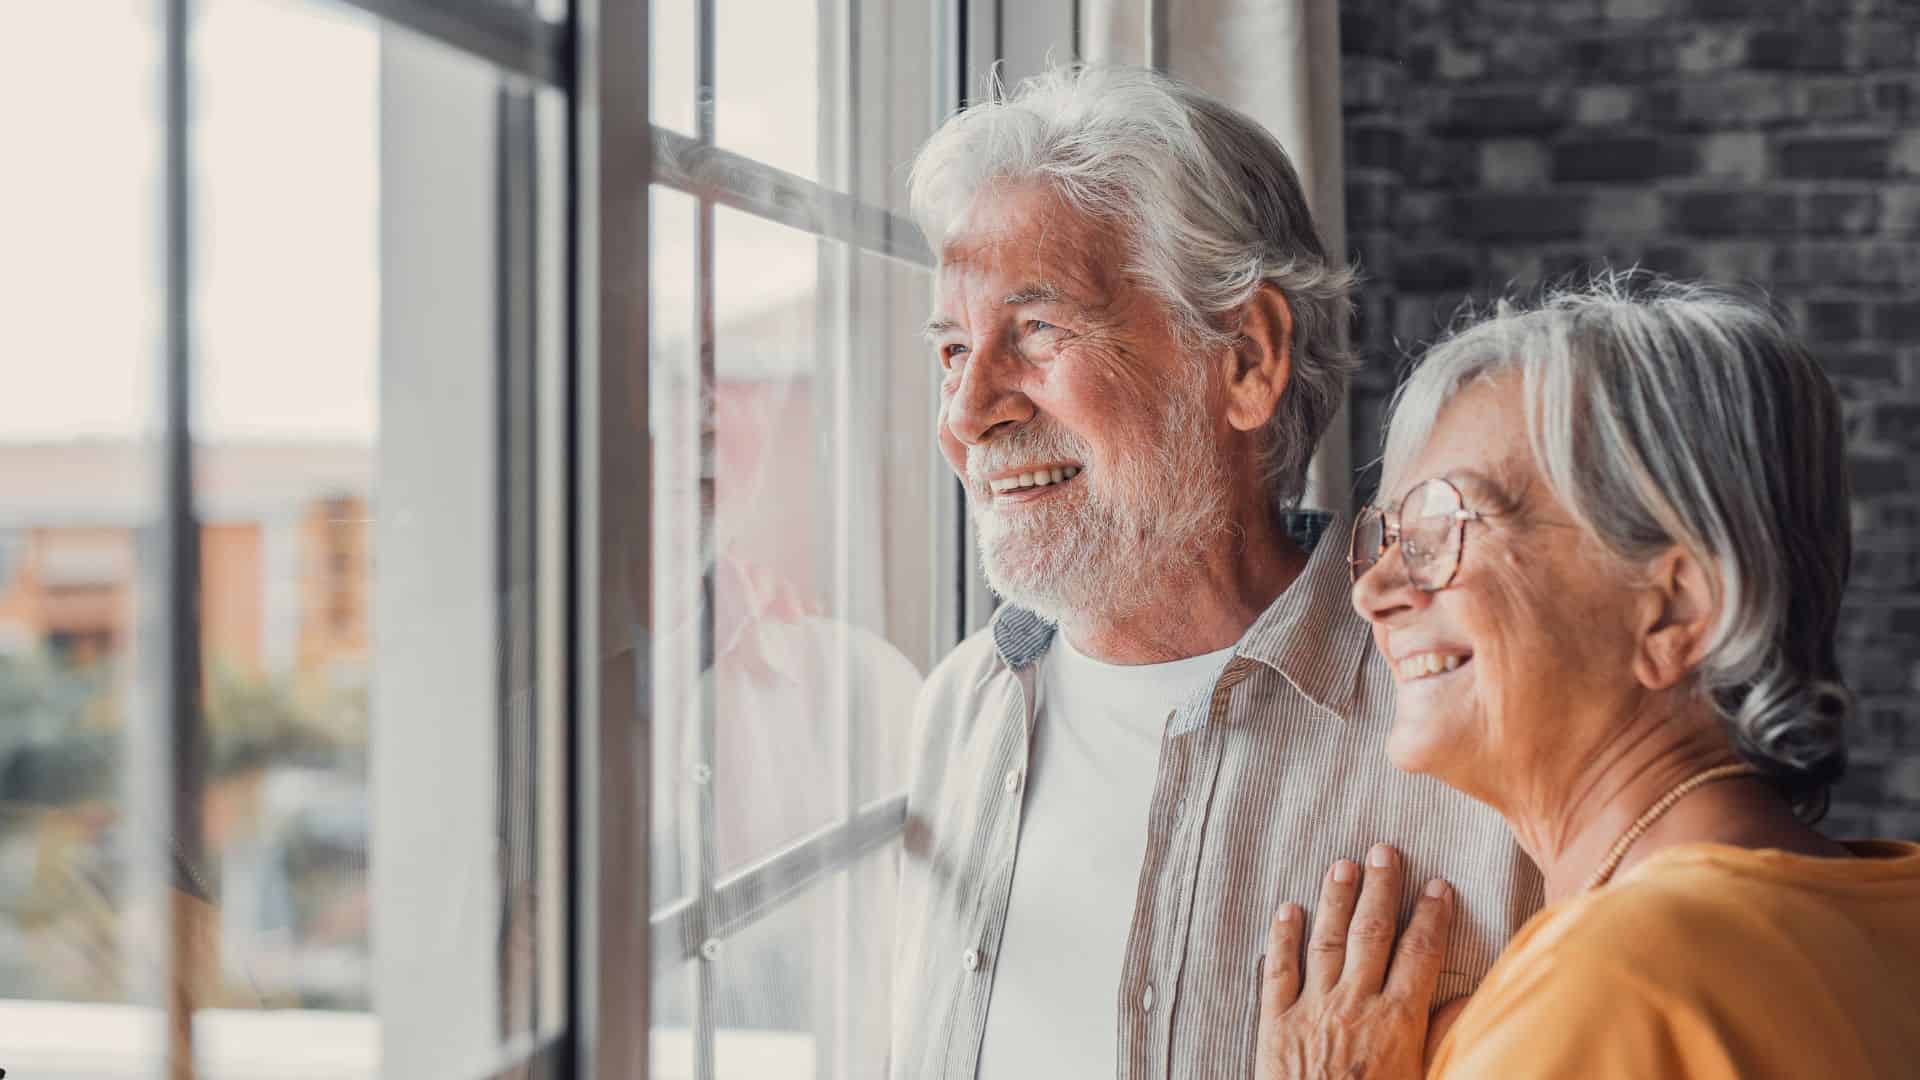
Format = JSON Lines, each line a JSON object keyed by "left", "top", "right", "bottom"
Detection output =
{"left": 1341, "top": 0, "right": 1920, "bottom": 838}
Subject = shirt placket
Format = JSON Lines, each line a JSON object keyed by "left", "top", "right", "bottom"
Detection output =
{"left": 948, "top": 662, "right": 1039, "bottom": 1078}
{"left": 1118, "top": 665, "right": 1239, "bottom": 1080}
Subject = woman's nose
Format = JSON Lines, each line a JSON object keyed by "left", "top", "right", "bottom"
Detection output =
{"left": 1351, "top": 540, "right": 1427, "bottom": 626}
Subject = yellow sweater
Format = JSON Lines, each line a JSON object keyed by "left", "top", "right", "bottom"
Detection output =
{"left": 1429, "top": 840, "right": 1920, "bottom": 1079}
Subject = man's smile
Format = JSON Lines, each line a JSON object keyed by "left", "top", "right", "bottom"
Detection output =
{"left": 984, "top": 462, "right": 1084, "bottom": 502}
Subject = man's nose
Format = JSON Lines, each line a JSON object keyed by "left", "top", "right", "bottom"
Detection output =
{"left": 944, "top": 343, "right": 1034, "bottom": 446}
{"left": 1351, "top": 539, "right": 1430, "bottom": 626}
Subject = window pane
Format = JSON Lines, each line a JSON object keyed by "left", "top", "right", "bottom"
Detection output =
{"left": 652, "top": 0, "right": 697, "bottom": 134}
{"left": 0, "top": 7, "right": 165, "bottom": 1077}
{"left": 31, "top": 1, "right": 573, "bottom": 1077}
{"left": 714, "top": 0, "right": 820, "bottom": 181}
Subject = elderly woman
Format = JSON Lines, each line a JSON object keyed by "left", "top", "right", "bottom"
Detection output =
{"left": 1253, "top": 279, "right": 1920, "bottom": 1078}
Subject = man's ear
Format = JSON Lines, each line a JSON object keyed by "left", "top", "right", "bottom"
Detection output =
{"left": 1222, "top": 282, "right": 1294, "bottom": 433}
{"left": 1633, "top": 546, "right": 1720, "bottom": 692}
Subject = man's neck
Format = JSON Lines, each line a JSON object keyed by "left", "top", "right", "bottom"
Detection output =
{"left": 1060, "top": 513, "right": 1309, "bottom": 665}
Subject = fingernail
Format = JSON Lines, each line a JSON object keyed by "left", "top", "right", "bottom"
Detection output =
{"left": 1333, "top": 860, "right": 1357, "bottom": 883}
{"left": 1368, "top": 844, "right": 1393, "bottom": 869}
{"left": 1276, "top": 905, "right": 1298, "bottom": 923}
{"left": 1425, "top": 879, "right": 1451, "bottom": 900}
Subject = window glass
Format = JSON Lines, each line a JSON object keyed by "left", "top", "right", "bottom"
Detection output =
{"left": 646, "top": 2, "right": 950, "bottom": 1075}
{"left": 0, "top": 8, "right": 164, "bottom": 1074}
{"left": 2, "top": 2, "right": 565, "bottom": 1077}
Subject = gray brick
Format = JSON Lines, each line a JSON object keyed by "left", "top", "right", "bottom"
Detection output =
{"left": 1392, "top": 250, "right": 1479, "bottom": 293}
{"left": 1692, "top": 240, "right": 1777, "bottom": 283}
{"left": 1480, "top": 139, "right": 1550, "bottom": 191}
{"left": 1892, "top": 132, "right": 1920, "bottom": 177}
{"left": 1451, "top": 192, "right": 1593, "bottom": 240}
{"left": 1884, "top": 186, "right": 1920, "bottom": 236}
{"left": 1552, "top": 136, "right": 1699, "bottom": 181}
{"left": 1747, "top": 27, "right": 1847, "bottom": 70}
{"left": 1437, "top": 89, "right": 1570, "bottom": 136}
{"left": 1854, "top": 22, "right": 1919, "bottom": 69}
{"left": 1778, "top": 135, "right": 1892, "bottom": 179}
{"left": 1570, "top": 34, "right": 1668, "bottom": 80}
{"left": 1876, "top": 300, "right": 1920, "bottom": 342}
{"left": 1348, "top": 122, "right": 1405, "bottom": 173}
{"left": 1878, "top": 402, "right": 1920, "bottom": 451}
{"left": 1807, "top": 191, "right": 1882, "bottom": 234}
{"left": 1574, "top": 85, "right": 1639, "bottom": 128}
{"left": 1666, "top": 190, "right": 1799, "bottom": 235}
{"left": 1850, "top": 454, "right": 1910, "bottom": 497}
{"left": 1803, "top": 299, "right": 1867, "bottom": 342}
{"left": 1698, "top": 132, "right": 1769, "bottom": 182}
{"left": 1591, "top": 189, "right": 1664, "bottom": 235}
{"left": 1795, "top": 78, "right": 1871, "bottom": 123}
{"left": 1797, "top": 242, "right": 1916, "bottom": 286}
{"left": 1648, "top": 78, "right": 1795, "bottom": 130}
{"left": 1433, "top": 41, "right": 1489, "bottom": 80}
{"left": 1824, "top": 348, "right": 1901, "bottom": 386}
{"left": 1676, "top": 26, "right": 1749, "bottom": 74}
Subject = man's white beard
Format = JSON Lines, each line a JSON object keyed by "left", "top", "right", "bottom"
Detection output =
{"left": 967, "top": 378, "right": 1230, "bottom": 627}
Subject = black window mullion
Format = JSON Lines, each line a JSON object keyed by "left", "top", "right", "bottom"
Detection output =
{"left": 157, "top": 2, "right": 209, "bottom": 1074}
{"left": 691, "top": 0, "right": 720, "bottom": 1074}
{"left": 331, "top": 0, "right": 569, "bottom": 87}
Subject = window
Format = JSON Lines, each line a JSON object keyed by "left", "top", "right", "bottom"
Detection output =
{"left": 639, "top": 2, "right": 959, "bottom": 1076}
{"left": 2, "top": 2, "right": 566, "bottom": 1076}
{"left": 2, "top": 1, "right": 1068, "bottom": 1076}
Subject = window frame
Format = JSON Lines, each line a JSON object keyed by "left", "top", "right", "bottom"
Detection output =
{"left": 140, "top": 1, "right": 1080, "bottom": 1076}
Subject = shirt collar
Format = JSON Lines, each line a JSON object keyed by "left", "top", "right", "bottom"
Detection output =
{"left": 987, "top": 509, "right": 1349, "bottom": 686}
{"left": 1233, "top": 508, "right": 1371, "bottom": 720}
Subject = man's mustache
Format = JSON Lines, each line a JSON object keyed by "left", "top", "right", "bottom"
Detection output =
{"left": 964, "top": 425, "right": 1092, "bottom": 490}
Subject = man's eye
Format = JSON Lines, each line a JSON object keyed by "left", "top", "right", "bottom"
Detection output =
{"left": 1026, "top": 320, "right": 1058, "bottom": 335}
{"left": 939, "top": 343, "right": 969, "bottom": 369}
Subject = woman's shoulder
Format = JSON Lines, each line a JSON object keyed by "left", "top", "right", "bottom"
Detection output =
{"left": 1476, "top": 838, "right": 1920, "bottom": 1020}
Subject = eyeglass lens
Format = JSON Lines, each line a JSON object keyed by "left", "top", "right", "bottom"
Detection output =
{"left": 1349, "top": 478, "right": 1465, "bottom": 590}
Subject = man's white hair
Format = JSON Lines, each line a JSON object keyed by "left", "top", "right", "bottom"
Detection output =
{"left": 908, "top": 64, "right": 1356, "bottom": 510}
{"left": 1382, "top": 273, "right": 1853, "bottom": 817}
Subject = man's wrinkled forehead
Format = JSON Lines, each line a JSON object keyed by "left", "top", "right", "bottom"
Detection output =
{"left": 935, "top": 182, "right": 1119, "bottom": 306}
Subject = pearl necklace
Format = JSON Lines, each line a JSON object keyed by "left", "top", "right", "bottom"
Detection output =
{"left": 1582, "top": 763, "right": 1760, "bottom": 892}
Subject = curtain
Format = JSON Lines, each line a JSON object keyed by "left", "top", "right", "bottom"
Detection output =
{"left": 1081, "top": 0, "right": 1354, "bottom": 515}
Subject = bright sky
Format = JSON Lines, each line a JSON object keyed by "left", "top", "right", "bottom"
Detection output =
{"left": 2, "top": 0, "right": 824, "bottom": 444}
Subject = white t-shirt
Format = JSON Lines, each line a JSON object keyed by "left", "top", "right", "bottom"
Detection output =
{"left": 974, "top": 632, "right": 1236, "bottom": 1079}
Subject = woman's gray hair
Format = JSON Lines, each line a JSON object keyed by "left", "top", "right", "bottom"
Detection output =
{"left": 908, "top": 64, "right": 1357, "bottom": 510}
{"left": 1383, "top": 274, "right": 1851, "bottom": 817}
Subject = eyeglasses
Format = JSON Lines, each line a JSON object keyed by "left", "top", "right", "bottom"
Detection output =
{"left": 1348, "top": 477, "right": 1484, "bottom": 592}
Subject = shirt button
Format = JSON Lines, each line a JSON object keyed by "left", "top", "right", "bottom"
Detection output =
{"left": 1141, "top": 983, "right": 1155, "bottom": 1011}
{"left": 1174, "top": 796, "right": 1187, "bottom": 817}
{"left": 1004, "top": 768, "right": 1023, "bottom": 795}
{"left": 962, "top": 948, "right": 983, "bottom": 972}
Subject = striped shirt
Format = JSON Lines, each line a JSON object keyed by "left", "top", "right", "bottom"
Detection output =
{"left": 888, "top": 510, "right": 1542, "bottom": 1079}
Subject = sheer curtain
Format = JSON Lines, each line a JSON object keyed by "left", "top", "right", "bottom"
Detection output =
{"left": 1081, "top": 0, "right": 1354, "bottom": 514}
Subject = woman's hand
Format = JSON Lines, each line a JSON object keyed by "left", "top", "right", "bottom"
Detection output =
{"left": 1254, "top": 844, "right": 1454, "bottom": 1080}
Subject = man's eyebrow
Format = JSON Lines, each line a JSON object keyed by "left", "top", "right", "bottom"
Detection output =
{"left": 1001, "top": 283, "right": 1060, "bottom": 306}
{"left": 921, "top": 284, "right": 1066, "bottom": 341}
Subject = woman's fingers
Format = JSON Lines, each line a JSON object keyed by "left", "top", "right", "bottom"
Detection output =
{"left": 1305, "top": 858, "right": 1361, "bottom": 993}
{"left": 1338, "top": 844, "right": 1405, "bottom": 992}
{"left": 1260, "top": 904, "right": 1304, "bottom": 1019}
{"left": 1385, "top": 878, "right": 1455, "bottom": 1006}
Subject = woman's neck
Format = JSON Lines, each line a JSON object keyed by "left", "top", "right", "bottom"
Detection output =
{"left": 1505, "top": 704, "right": 1845, "bottom": 904}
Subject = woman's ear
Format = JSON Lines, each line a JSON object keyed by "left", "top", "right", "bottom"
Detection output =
{"left": 1633, "top": 546, "right": 1720, "bottom": 692}
{"left": 1222, "top": 283, "right": 1294, "bottom": 433}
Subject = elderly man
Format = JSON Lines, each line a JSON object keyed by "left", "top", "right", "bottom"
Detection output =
{"left": 889, "top": 66, "right": 1539, "bottom": 1079}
